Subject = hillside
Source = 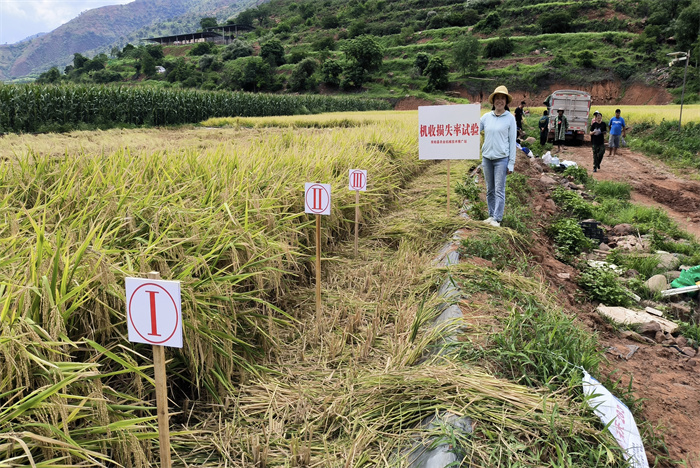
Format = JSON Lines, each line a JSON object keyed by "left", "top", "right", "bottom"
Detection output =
{"left": 0, "top": 0, "right": 258, "bottom": 81}
{"left": 30, "top": 0, "right": 699, "bottom": 104}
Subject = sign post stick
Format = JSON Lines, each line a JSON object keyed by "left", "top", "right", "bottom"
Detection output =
{"left": 354, "top": 190, "right": 360, "bottom": 257}
{"left": 147, "top": 271, "right": 171, "bottom": 468}
{"left": 315, "top": 214, "right": 322, "bottom": 321}
{"left": 446, "top": 160, "right": 451, "bottom": 216}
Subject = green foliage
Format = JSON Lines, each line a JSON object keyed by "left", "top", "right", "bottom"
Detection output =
{"left": 484, "top": 37, "right": 514, "bottom": 58}
{"left": 36, "top": 67, "right": 62, "bottom": 84}
{"left": 606, "top": 250, "right": 663, "bottom": 279}
{"left": 614, "top": 63, "right": 636, "bottom": 80}
{"left": 576, "top": 50, "right": 595, "bottom": 68}
{"left": 289, "top": 58, "right": 318, "bottom": 92}
{"left": 423, "top": 56, "right": 449, "bottom": 91}
{"left": 222, "top": 40, "right": 253, "bottom": 61}
{"left": 675, "top": 3, "right": 700, "bottom": 50}
{"left": 460, "top": 233, "right": 519, "bottom": 270}
{"left": 260, "top": 38, "right": 286, "bottom": 66}
{"left": 538, "top": 11, "right": 573, "bottom": 34}
{"left": 452, "top": 35, "right": 480, "bottom": 74}
{"left": 473, "top": 12, "right": 501, "bottom": 34}
{"left": 455, "top": 174, "right": 481, "bottom": 202}
{"left": 578, "top": 266, "right": 632, "bottom": 306}
{"left": 630, "top": 120, "right": 700, "bottom": 171}
{"left": 221, "top": 56, "right": 275, "bottom": 92}
{"left": 321, "top": 59, "right": 342, "bottom": 86}
{"left": 312, "top": 36, "right": 336, "bottom": 51}
{"left": 551, "top": 187, "right": 594, "bottom": 219}
{"left": 414, "top": 52, "right": 430, "bottom": 75}
{"left": 490, "top": 305, "right": 603, "bottom": 389}
{"left": 189, "top": 41, "right": 213, "bottom": 56}
{"left": 200, "top": 17, "right": 218, "bottom": 30}
{"left": 342, "top": 35, "right": 383, "bottom": 73}
{"left": 562, "top": 165, "right": 592, "bottom": 185}
{"left": 593, "top": 180, "right": 631, "bottom": 200}
{"left": 549, "top": 217, "right": 594, "bottom": 258}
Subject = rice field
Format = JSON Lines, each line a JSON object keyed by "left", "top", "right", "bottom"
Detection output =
{"left": 0, "top": 109, "right": 633, "bottom": 466}
{"left": 526, "top": 104, "right": 700, "bottom": 125}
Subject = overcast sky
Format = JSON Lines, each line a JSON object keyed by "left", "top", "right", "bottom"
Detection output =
{"left": 0, "top": 0, "right": 133, "bottom": 45}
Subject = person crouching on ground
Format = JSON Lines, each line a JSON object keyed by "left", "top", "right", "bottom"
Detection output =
{"left": 538, "top": 110, "right": 549, "bottom": 146}
{"left": 553, "top": 108, "right": 568, "bottom": 154}
{"left": 479, "top": 85, "right": 517, "bottom": 228}
{"left": 589, "top": 110, "right": 607, "bottom": 172}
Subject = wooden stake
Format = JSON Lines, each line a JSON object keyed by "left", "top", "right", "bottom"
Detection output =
{"left": 315, "top": 214, "right": 322, "bottom": 321}
{"left": 446, "top": 160, "right": 451, "bottom": 216}
{"left": 354, "top": 190, "right": 360, "bottom": 258}
{"left": 147, "top": 271, "right": 171, "bottom": 468}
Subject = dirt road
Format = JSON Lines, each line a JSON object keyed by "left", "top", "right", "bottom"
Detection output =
{"left": 549, "top": 142, "right": 700, "bottom": 240}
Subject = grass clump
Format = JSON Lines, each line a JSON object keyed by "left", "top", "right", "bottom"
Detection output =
{"left": 459, "top": 231, "right": 527, "bottom": 271}
{"left": 578, "top": 265, "right": 632, "bottom": 307}
{"left": 593, "top": 180, "right": 632, "bottom": 200}
{"left": 606, "top": 250, "right": 663, "bottom": 278}
{"left": 563, "top": 165, "right": 593, "bottom": 186}
{"left": 551, "top": 186, "right": 594, "bottom": 219}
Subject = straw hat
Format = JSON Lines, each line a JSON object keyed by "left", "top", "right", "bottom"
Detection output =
{"left": 488, "top": 85, "right": 513, "bottom": 104}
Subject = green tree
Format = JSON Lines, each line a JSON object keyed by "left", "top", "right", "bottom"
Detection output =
{"left": 260, "top": 38, "right": 285, "bottom": 66}
{"left": 474, "top": 12, "right": 501, "bottom": 33}
{"left": 189, "top": 42, "right": 213, "bottom": 56}
{"left": 36, "top": 67, "right": 61, "bottom": 84}
{"left": 342, "top": 35, "right": 383, "bottom": 73}
{"left": 200, "top": 17, "right": 218, "bottom": 30}
{"left": 453, "top": 35, "right": 480, "bottom": 74}
{"left": 233, "top": 10, "right": 255, "bottom": 27}
{"left": 415, "top": 52, "right": 430, "bottom": 75}
{"left": 321, "top": 59, "right": 342, "bottom": 86}
{"left": 289, "top": 58, "right": 318, "bottom": 91}
{"left": 675, "top": 3, "right": 700, "bottom": 50}
{"left": 221, "top": 56, "right": 274, "bottom": 91}
{"left": 73, "top": 53, "right": 88, "bottom": 70}
{"left": 423, "top": 56, "right": 450, "bottom": 91}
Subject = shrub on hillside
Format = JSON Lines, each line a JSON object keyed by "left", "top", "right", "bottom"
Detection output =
{"left": 484, "top": 37, "right": 514, "bottom": 58}
{"left": 312, "top": 36, "right": 336, "bottom": 51}
{"left": 321, "top": 15, "right": 340, "bottom": 28}
{"left": 220, "top": 56, "right": 277, "bottom": 92}
{"left": 423, "top": 56, "right": 450, "bottom": 91}
{"left": 289, "top": 58, "right": 318, "bottom": 92}
{"left": 321, "top": 59, "right": 342, "bottom": 87}
{"left": 473, "top": 12, "right": 501, "bottom": 33}
{"left": 576, "top": 50, "right": 595, "bottom": 68}
{"left": 189, "top": 42, "right": 213, "bottom": 56}
{"left": 415, "top": 52, "right": 430, "bottom": 75}
{"left": 538, "top": 11, "right": 573, "bottom": 34}
{"left": 260, "top": 39, "right": 286, "bottom": 66}
{"left": 222, "top": 40, "right": 254, "bottom": 61}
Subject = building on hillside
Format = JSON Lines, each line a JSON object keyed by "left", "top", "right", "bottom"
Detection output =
{"left": 144, "top": 24, "right": 254, "bottom": 46}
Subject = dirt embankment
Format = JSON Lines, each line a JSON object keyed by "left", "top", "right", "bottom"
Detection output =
{"left": 395, "top": 81, "right": 673, "bottom": 109}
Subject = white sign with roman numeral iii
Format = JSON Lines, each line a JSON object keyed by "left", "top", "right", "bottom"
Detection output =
{"left": 348, "top": 169, "right": 367, "bottom": 191}
{"left": 305, "top": 183, "right": 332, "bottom": 216}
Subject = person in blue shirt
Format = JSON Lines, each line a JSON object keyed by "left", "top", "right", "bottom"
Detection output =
{"left": 608, "top": 108, "right": 626, "bottom": 157}
{"left": 479, "top": 85, "right": 517, "bottom": 228}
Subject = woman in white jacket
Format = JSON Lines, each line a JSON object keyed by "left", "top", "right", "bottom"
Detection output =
{"left": 479, "top": 85, "right": 517, "bottom": 228}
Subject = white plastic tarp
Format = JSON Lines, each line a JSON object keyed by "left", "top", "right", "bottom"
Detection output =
{"left": 582, "top": 370, "right": 649, "bottom": 468}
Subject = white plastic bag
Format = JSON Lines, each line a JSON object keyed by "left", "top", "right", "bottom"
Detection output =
{"left": 542, "top": 151, "right": 552, "bottom": 165}
{"left": 550, "top": 156, "right": 560, "bottom": 166}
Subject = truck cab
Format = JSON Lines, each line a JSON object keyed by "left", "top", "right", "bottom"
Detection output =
{"left": 544, "top": 90, "right": 592, "bottom": 143}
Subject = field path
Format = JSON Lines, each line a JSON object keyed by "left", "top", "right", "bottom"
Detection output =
{"left": 551, "top": 142, "right": 700, "bottom": 239}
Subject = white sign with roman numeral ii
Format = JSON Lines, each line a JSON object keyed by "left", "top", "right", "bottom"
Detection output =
{"left": 348, "top": 169, "right": 367, "bottom": 191}
{"left": 305, "top": 183, "right": 332, "bottom": 216}
{"left": 126, "top": 277, "right": 183, "bottom": 348}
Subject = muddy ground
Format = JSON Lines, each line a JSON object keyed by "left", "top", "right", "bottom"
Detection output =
{"left": 497, "top": 144, "right": 700, "bottom": 467}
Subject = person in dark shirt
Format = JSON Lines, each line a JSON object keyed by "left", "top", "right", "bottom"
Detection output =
{"left": 514, "top": 101, "right": 526, "bottom": 131}
{"left": 589, "top": 110, "right": 607, "bottom": 172}
{"left": 538, "top": 110, "right": 549, "bottom": 146}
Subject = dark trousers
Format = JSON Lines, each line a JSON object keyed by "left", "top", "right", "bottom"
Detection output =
{"left": 593, "top": 144, "right": 605, "bottom": 169}
{"left": 539, "top": 129, "right": 547, "bottom": 146}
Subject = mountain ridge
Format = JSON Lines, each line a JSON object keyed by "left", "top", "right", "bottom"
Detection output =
{"left": 0, "top": 0, "right": 256, "bottom": 81}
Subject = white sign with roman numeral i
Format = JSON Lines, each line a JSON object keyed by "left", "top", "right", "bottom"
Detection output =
{"left": 305, "top": 183, "right": 332, "bottom": 216}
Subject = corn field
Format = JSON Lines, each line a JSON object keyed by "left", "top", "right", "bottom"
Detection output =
{"left": 0, "top": 84, "right": 391, "bottom": 133}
